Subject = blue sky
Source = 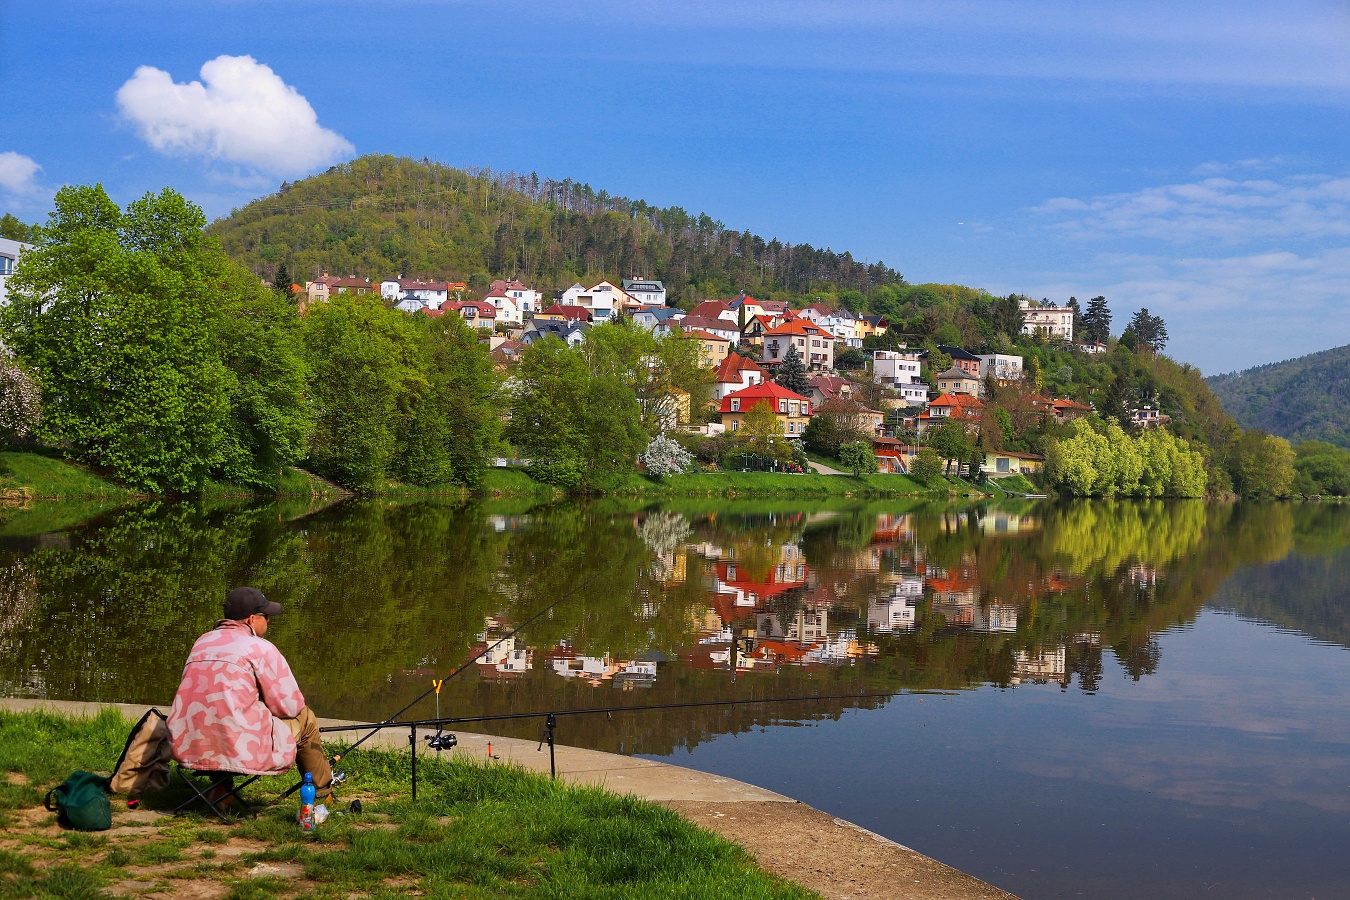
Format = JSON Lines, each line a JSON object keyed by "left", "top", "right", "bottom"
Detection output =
{"left": 2, "top": 0, "right": 1347, "bottom": 374}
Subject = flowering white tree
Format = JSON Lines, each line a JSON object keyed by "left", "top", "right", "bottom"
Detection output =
{"left": 640, "top": 434, "right": 695, "bottom": 477}
{"left": 0, "top": 350, "right": 40, "bottom": 445}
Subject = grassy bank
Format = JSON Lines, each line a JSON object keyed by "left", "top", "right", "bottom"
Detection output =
{"left": 0, "top": 451, "right": 135, "bottom": 501}
{"left": 0, "top": 708, "right": 812, "bottom": 899}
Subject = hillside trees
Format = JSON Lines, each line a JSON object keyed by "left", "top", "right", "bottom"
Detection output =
{"left": 1045, "top": 418, "right": 1206, "bottom": 498}
{"left": 1128, "top": 308, "right": 1169, "bottom": 353}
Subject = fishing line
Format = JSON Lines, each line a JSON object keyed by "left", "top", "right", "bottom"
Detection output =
{"left": 281, "top": 555, "right": 632, "bottom": 797}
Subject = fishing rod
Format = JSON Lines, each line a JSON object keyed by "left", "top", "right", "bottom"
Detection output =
{"left": 318, "top": 689, "right": 905, "bottom": 795}
{"left": 280, "top": 556, "right": 632, "bottom": 799}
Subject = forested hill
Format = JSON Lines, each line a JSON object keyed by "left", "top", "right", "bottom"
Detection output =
{"left": 1209, "top": 344, "right": 1350, "bottom": 448}
{"left": 207, "top": 154, "right": 903, "bottom": 305}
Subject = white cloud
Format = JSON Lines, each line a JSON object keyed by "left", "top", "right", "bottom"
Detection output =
{"left": 0, "top": 152, "right": 42, "bottom": 197}
{"left": 116, "top": 55, "right": 354, "bottom": 178}
{"left": 1035, "top": 173, "right": 1350, "bottom": 244}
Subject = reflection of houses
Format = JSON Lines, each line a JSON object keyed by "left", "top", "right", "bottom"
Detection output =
{"left": 927, "top": 566, "right": 1018, "bottom": 632}
{"left": 613, "top": 660, "right": 658, "bottom": 690}
{"left": 980, "top": 511, "right": 1039, "bottom": 534}
{"left": 868, "top": 580, "right": 922, "bottom": 633}
{"left": 1012, "top": 646, "right": 1069, "bottom": 687}
{"left": 473, "top": 622, "right": 533, "bottom": 679}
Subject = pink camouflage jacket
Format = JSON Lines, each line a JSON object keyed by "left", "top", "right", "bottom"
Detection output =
{"left": 167, "top": 620, "right": 306, "bottom": 776}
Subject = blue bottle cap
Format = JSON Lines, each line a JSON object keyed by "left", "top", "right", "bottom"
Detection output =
{"left": 303, "top": 772, "right": 313, "bottom": 783}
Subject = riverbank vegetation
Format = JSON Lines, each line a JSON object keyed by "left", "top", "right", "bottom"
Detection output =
{"left": 0, "top": 708, "right": 811, "bottom": 899}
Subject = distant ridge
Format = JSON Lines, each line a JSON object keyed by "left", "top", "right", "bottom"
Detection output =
{"left": 1209, "top": 344, "right": 1350, "bottom": 448}
{"left": 207, "top": 154, "right": 904, "bottom": 305}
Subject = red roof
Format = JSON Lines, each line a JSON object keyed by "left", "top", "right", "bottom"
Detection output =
{"left": 713, "top": 353, "right": 765, "bottom": 384}
{"left": 687, "top": 329, "right": 729, "bottom": 343}
{"left": 399, "top": 279, "right": 450, "bottom": 291}
{"left": 809, "top": 375, "right": 853, "bottom": 401}
{"left": 680, "top": 314, "right": 735, "bottom": 332}
{"left": 446, "top": 301, "right": 496, "bottom": 316}
{"left": 763, "top": 319, "right": 825, "bottom": 337}
{"left": 688, "top": 300, "right": 732, "bottom": 320}
{"left": 539, "top": 303, "right": 591, "bottom": 321}
{"left": 928, "top": 392, "right": 984, "bottom": 410}
{"left": 1052, "top": 398, "right": 1092, "bottom": 411}
{"left": 719, "top": 380, "right": 811, "bottom": 414}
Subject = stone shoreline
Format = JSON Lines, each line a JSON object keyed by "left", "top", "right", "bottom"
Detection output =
{"left": 1, "top": 698, "right": 1017, "bottom": 900}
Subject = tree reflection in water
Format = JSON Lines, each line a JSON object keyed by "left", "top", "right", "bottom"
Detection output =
{"left": 0, "top": 497, "right": 1346, "bottom": 756}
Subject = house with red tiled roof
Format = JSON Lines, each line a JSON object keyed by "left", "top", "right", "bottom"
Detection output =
{"left": 534, "top": 303, "right": 592, "bottom": 323}
{"left": 1051, "top": 398, "right": 1092, "bottom": 424}
{"left": 679, "top": 315, "right": 740, "bottom": 345}
{"left": 917, "top": 392, "right": 984, "bottom": 435}
{"left": 807, "top": 374, "right": 855, "bottom": 407}
{"left": 688, "top": 299, "right": 737, "bottom": 323}
{"left": 444, "top": 300, "right": 496, "bottom": 331}
{"left": 719, "top": 381, "right": 812, "bottom": 438}
{"left": 761, "top": 319, "right": 834, "bottom": 371}
{"left": 713, "top": 353, "right": 766, "bottom": 401}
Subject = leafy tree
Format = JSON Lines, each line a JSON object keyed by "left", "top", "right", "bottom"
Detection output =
{"left": 835, "top": 347, "right": 866, "bottom": 370}
{"left": 775, "top": 343, "right": 809, "bottom": 396}
{"left": 1129, "top": 308, "right": 1169, "bottom": 354}
{"left": 1, "top": 185, "right": 233, "bottom": 492}
{"left": 1229, "top": 430, "right": 1295, "bottom": 498}
{"left": 0, "top": 213, "right": 40, "bottom": 243}
{"left": 737, "top": 400, "right": 795, "bottom": 466}
{"left": 214, "top": 266, "right": 314, "bottom": 489}
{"left": 1292, "top": 441, "right": 1350, "bottom": 496}
{"left": 802, "top": 398, "right": 872, "bottom": 458}
{"left": 1027, "top": 356, "right": 1044, "bottom": 393}
{"left": 1081, "top": 296, "right": 1112, "bottom": 344}
{"left": 911, "top": 447, "right": 943, "bottom": 478}
{"left": 507, "top": 337, "right": 590, "bottom": 488}
{"left": 303, "top": 294, "right": 419, "bottom": 489}
{"left": 926, "top": 420, "right": 973, "bottom": 475}
{"left": 838, "top": 441, "right": 876, "bottom": 478}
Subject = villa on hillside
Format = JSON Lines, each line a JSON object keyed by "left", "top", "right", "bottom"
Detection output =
{"left": 713, "top": 353, "right": 766, "bottom": 401}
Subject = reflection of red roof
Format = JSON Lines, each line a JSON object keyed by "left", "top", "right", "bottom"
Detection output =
{"left": 753, "top": 640, "right": 812, "bottom": 663}
{"left": 714, "top": 561, "right": 807, "bottom": 602}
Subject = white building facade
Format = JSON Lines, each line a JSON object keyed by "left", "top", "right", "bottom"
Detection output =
{"left": 872, "top": 350, "right": 928, "bottom": 404}
{"left": 0, "top": 238, "right": 32, "bottom": 306}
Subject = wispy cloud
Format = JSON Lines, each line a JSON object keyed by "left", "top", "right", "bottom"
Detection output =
{"left": 519, "top": 0, "right": 1350, "bottom": 92}
{"left": 116, "top": 55, "right": 354, "bottom": 179}
{"left": 1035, "top": 174, "right": 1350, "bottom": 244}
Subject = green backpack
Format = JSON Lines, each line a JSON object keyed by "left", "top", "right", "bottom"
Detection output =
{"left": 44, "top": 771, "right": 112, "bottom": 831}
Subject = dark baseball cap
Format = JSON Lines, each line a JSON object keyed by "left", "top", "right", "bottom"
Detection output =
{"left": 224, "top": 586, "right": 283, "bottom": 620}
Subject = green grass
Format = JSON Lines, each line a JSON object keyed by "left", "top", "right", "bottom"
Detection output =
{"left": 587, "top": 469, "right": 971, "bottom": 499}
{"left": 0, "top": 709, "right": 815, "bottom": 899}
{"left": 991, "top": 474, "right": 1040, "bottom": 494}
{"left": 0, "top": 451, "right": 132, "bottom": 501}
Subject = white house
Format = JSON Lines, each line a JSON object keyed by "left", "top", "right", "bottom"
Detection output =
{"left": 557, "top": 283, "right": 586, "bottom": 306}
{"left": 977, "top": 353, "right": 1023, "bottom": 382}
{"left": 622, "top": 278, "right": 666, "bottom": 307}
{"left": 821, "top": 311, "right": 863, "bottom": 348}
{"left": 0, "top": 237, "right": 32, "bottom": 306}
{"left": 872, "top": 350, "right": 928, "bottom": 404}
{"left": 1020, "top": 299, "right": 1074, "bottom": 341}
{"left": 491, "top": 280, "right": 542, "bottom": 315}
{"left": 631, "top": 306, "right": 683, "bottom": 335}
{"left": 381, "top": 278, "right": 451, "bottom": 309}
{"left": 483, "top": 287, "right": 524, "bottom": 326}
{"left": 713, "top": 353, "right": 766, "bottom": 401}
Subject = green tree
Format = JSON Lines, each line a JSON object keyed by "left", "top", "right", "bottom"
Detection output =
{"left": 738, "top": 400, "right": 794, "bottom": 466}
{"left": 273, "top": 261, "right": 292, "bottom": 298}
{"left": 0, "top": 213, "right": 40, "bottom": 243}
{"left": 1028, "top": 356, "right": 1044, "bottom": 393}
{"left": 1230, "top": 430, "right": 1295, "bottom": 498}
{"left": 1129, "top": 308, "right": 1169, "bottom": 354}
{"left": 911, "top": 447, "right": 943, "bottom": 478}
{"left": 1292, "top": 441, "right": 1350, "bottom": 497}
{"left": 506, "top": 337, "right": 590, "bottom": 488}
{"left": 927, "top": 420, "right": 973, "bottom": 475}
{"left": 1, "top": 185, "right": 233, "bottom": 492}
{"left": 991, "top": 294, "right": 1024, "bottom": 338}
{"left": 1081, "top": 296, "right": 1112, "bottom": 345}
{"left": 775, "top": 343, "right": 809, "bottom": 396}
{"left": 303, "top": 295, "right": 420, "bottom": 489}
{"left": 838, "top": 440, "right": 876, "bottom": 478}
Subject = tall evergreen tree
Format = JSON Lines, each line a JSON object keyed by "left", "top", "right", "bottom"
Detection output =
{"left": 775, "top": 343, "right": 809, "bottom": 396}
{"left": 273, "top": 261, "right": 292, "bottom": 298}
{"left": 1082, "top": 296, "right": 1112, "bottom": 344}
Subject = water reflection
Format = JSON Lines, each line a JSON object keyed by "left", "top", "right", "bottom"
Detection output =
{"left": 0, "top": 498, "right": 1346, "bottom": 751}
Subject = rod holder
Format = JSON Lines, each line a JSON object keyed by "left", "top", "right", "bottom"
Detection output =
{"left": 410, "top": 724, "right": 417, "bottom": 803}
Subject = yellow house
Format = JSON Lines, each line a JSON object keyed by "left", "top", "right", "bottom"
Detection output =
{"left": 688, "top": 329, "right": 731, "bottom": 367}
{"left": 719, "top": 382, "right": 813, "bottom": 438}
{"left": 984, "top": 451, "right": 1045, "bottom": 475}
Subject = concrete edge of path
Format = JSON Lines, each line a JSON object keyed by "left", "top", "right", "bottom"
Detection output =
{"left": 1, "top": 698, "right": 1018, "bottom": 900}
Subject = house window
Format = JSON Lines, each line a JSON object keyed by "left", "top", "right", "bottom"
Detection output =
{"left": 730, "top": 399, "right": 739, "bottom": 412}
{"left": 0, "top": 256, "right": 13, "bottom": 276}
{"left": 731, "top": 420, "right": 740, "bottom": 432}
{"left": 779, "top": 400, "right": 787, "bottom": 413}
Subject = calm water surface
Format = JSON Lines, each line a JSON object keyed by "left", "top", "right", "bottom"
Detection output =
{"left": 2, "top": 496, "right": 1348, "bottom": 899}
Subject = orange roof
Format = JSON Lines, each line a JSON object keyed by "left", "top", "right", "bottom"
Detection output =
{"left": 539, "top": 303, "right": 591, "bottom": 321}
{"left": 688, "top": 300, "right": 732, "bottom": 319}
{"left": 719, "top": 380, "right": 811, "bottom": 414}
{"left": 763, "top": 319, "right": 825, "bottom": 337}
{"left": 688, "top": 329, "right": 729, "bottom": 343}
{"left": 928, "top": 392, "right": 984, "bottom": 409}
{"left": 1052, "top": 398, "right": 1092, "bottom": 411}
{"left": 713, "top": 352, "right": 765, "bottom": 383}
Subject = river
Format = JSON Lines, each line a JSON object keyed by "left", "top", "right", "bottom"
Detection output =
{"left": 2, "top": 495, "right": 1347, "bottom": 899}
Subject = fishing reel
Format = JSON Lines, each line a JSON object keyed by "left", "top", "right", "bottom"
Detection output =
{"left": 424, "top": 726, "right": 458, "bottom": 752}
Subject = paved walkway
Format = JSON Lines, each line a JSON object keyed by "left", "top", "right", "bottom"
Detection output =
{"left": 808, "top": 460, "right": 848, "bottom": 475}
{"left": 2, "top": 698, "right": 1017, "bottom": 900}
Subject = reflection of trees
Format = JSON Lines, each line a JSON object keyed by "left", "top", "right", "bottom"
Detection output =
{"left": 1, "top": 496, "right": 1343, "bottom": 756}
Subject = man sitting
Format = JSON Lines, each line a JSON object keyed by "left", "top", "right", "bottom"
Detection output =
{"left": 167, "top": 587, "right": 333, "bottom": 803}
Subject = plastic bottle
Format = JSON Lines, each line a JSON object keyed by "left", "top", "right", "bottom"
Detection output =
{"left": 299, "top": 772, "right": 316, "bottom": 831}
